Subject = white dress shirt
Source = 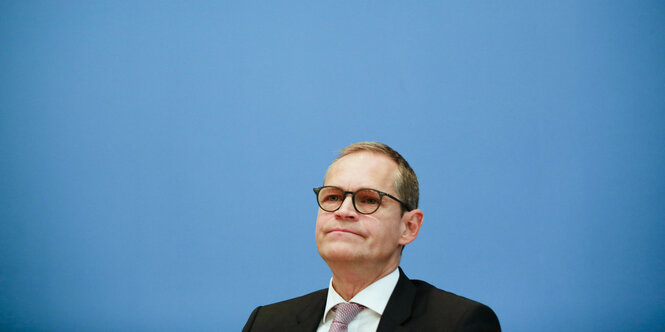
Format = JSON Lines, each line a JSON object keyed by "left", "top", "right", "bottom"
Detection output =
{"left": 316, "top": 268, "right": 400, "bottom": 332}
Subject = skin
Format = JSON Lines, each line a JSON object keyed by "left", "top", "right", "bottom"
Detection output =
{"left": 315, "top": 151, "right": 424, "bottom": 301}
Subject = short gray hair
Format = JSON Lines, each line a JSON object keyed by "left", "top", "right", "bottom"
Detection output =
{"left": 327, "top": 142, "right": 419, "bottom": 211}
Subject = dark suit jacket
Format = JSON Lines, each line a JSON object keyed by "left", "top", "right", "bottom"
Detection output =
{"left": 242, "top": 268, "right": 500, "bottom": 331}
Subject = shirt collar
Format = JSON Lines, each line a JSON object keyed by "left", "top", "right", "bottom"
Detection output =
{"left": 322, "top": 268, "right": 400, "bottom": 322}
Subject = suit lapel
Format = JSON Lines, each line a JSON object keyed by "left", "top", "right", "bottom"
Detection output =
{"left": 293, "top": 289, "right": 327, "bottom": 332}
{"left": 286, "top": 269, "right": 416, "bottom": 332}
{"left": 376, "top": 268, "right": 416, "bottom": 332}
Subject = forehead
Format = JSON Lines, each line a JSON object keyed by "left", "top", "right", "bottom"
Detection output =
{"left": 324, "top": 152, "right": 398, "bottom": 192}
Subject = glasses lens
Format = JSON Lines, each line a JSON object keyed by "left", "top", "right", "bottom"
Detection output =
{"left": 317, "top": 187, "right": 344, "bottom": 212}
{"left": 354, "top": 189, "right": 381, "bottom": 214}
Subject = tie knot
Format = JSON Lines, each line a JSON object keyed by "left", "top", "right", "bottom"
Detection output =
{"left": 332, "top": 302, "right": 364, "bottom": 325}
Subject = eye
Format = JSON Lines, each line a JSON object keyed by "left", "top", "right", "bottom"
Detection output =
{"left": 323, "top": 194, "right": 342, "bottom": 202}
{"left": 356, "top": 191, "right": 380, "bottom": 205}
{"left": 360, "top": 197, "right": 379, "bottom": 204}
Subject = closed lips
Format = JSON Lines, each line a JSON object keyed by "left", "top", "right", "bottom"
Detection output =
{"left": 330, "top": 228, "right": 362, "bottom": 236}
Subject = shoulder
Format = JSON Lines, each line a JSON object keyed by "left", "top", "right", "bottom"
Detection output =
{"left": 403, "top": 277, "right": 501, "bottom": 331}
{"left": 411, "top": 278, "right": 487, "bottom": 310}
{"left": 242, "top": 289, "right": 327, "bottom": 332}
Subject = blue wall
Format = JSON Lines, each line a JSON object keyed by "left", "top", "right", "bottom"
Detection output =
{"left": 1, "top": 2, "right": 664, "bottom": 331}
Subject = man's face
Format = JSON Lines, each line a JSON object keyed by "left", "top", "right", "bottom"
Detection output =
{"left": 315, "top": 152, "right": 408, "bottom": 269}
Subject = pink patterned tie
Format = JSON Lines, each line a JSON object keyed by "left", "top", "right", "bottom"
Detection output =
{"left": 328, "top": 302, "right": 364, "bottom": 332}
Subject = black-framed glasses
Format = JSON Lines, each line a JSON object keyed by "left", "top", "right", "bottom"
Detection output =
{"left": 313, "top": 186, "right": 412, "bottom": 215}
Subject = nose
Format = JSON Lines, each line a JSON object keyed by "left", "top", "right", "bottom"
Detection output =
{"left": 334, "top": 194, "right": 358, "bottom": 221}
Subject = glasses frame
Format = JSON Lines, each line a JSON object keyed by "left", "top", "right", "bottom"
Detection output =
{"left": 313, "top": 185, "right": 412, "bottom": 215}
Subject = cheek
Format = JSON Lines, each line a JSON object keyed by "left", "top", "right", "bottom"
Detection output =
{"left": 315, "top": 212, "right": 328, "bottom": 233}
{"left": 369, "top": 220, "right": 401, "bottom": 242}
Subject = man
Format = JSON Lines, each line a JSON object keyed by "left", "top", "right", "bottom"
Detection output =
{"left": 243, "top": 142, "right": 500, "bottom": 331}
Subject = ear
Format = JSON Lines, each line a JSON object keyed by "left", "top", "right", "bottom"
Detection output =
{"left": 398, "top": 209, "right": 424, "bottom": 246}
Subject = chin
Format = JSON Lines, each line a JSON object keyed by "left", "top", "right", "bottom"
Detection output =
{"left": 318, "top": 243, "right": 362, "bottom": 262}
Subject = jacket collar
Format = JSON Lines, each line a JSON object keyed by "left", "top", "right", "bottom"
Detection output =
{"left": 294, "top": 289, "right": 328, "bottom": 332}
{"left": 291, "top": 268, "right": 416, "bottom": 332}
{"left": 376, "top": 267, "right": 416, "bottom": 332}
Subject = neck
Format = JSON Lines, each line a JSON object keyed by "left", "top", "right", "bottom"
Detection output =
{"left": 327, "top": 259, "right": 400, "bottom": 301}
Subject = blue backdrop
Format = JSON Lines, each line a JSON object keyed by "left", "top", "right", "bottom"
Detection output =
{"left": 1, "top": 2, "right": 664, "bottom": 331}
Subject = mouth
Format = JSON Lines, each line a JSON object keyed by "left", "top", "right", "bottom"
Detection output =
{"left": 328, "top": 228, "right": 362, "bottom": 237}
